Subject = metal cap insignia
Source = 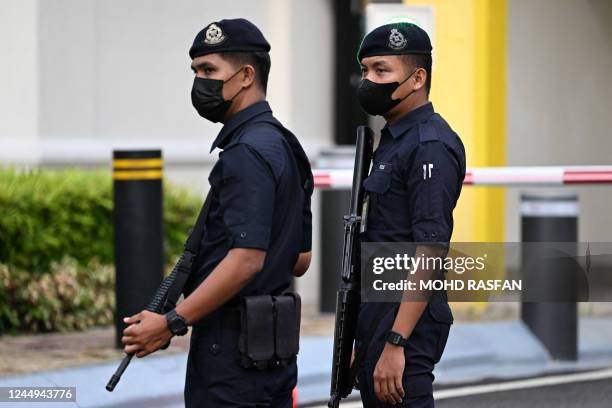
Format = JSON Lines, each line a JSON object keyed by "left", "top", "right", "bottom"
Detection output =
{"left": 204, "top": 23, "right": 225, "bottom": 45}
{"left": 388, "top": 28, "right": 407, "bottom": 50}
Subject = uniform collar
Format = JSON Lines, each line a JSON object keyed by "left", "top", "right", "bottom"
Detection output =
{"left": 386, "top": 102, "right": 435, "bottom": 139}
{"left": 210, "top": 100, "right": 272, "bottom": 152}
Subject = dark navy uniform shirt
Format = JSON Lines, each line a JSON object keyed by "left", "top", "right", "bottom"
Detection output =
{"left": 183, "top": 101, "right": 312, "bottom": 306}
{"left": 362, "top": 102, "right": 465, "bottom": 244}
{"left": 356, "top": 103, "right": 465, "bottom": 368}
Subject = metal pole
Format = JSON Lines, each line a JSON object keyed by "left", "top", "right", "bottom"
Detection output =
{"left": 112, "top": 150, "right": 164, "bottom": 349}
{"left": 520, "top": 193, "right": 578, "bottom": 360}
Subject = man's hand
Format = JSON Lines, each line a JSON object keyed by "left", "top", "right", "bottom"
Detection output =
{"left": 121, "top": 310, "right": 173, "bottom": 358}
{"left": 373, "top": 343, "right": 406, "bottom": 404}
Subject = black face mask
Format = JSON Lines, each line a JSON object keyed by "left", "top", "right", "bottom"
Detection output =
{"left": 357, "top": 70, "right": 417, "bottom": 116}
{"left": 191, "top": 68, "right": 244, "bottom": 123}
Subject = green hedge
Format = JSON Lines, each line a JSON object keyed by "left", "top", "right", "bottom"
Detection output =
{"left": 0, "top": 258, "right": 114, "bottom": 333}
{"left": 0, "top": 168, "right": 201, "bottom": 334}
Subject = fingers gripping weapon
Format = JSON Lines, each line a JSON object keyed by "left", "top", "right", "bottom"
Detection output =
{"left": 105, "top": 251, "right": 195, "bottom": 391}
{"left": 329, "top": 126, "right": 374, "bottom": 407}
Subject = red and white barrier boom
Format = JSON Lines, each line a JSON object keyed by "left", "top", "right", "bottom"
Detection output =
{"left": 313, "top": 165, "right": 612, "bottom": 189}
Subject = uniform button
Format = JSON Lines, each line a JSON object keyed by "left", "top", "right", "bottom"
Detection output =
{"left": 240, "top": 232, "right": 247, "bottom": 238}
{"left": 431, "top": 232, "right": 437, "bottom": 238}
{"left": 209, "top": 343, "right": 221, "bottom": 355}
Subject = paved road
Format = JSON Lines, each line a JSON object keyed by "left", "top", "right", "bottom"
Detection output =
{"left": 32, "top": 367, "right": 612, "bottom": 407}
{"left": 436, "top": 377, "right": 612, "bottom": 408}
{"left": 305, "top": 368, "right": 612, "bottom": 408}
{"left": 121, "top": 375, "right": 612, "bottom": 408}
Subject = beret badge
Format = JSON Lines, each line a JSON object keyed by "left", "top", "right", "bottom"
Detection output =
{"left": 203, "top": 23, "right": 226, "bottom": 45}
{"left": 388, "top": 28, "right": 407, "bottom": 50}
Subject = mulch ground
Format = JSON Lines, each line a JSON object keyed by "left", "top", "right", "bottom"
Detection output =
{"left": 0, "top": 326, "right": 190, "bottom": 376}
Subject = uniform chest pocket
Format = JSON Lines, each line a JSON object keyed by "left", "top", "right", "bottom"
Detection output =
{"left": 363, "top": 162, "right": 392, "bottom": 195}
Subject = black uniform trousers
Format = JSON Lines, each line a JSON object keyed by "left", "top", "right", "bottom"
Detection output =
{"left": 357, "top": 301, "right": 453, "bottom": 408}
{"left": 184, "top": 319, "right": 296, "bottom": 407}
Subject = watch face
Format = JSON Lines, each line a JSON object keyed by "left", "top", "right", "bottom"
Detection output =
{"left": 167, "top": 312, "right": 188, "bottom": 335}
{"left": 172, "top": 319, "right": 187, "bottom": 335}
{"left": 387, "top": 331, "right": 405, "bottom": 346}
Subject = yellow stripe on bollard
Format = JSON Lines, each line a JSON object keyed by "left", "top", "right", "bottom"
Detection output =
{"left": 112, "top": 158, "right": 163, "bottom": 180}
{"left": 112, "top": 158, "right": 163, "bottom": 169}
{"left": 113, "top": 170, "right": 163, "bottom": 180}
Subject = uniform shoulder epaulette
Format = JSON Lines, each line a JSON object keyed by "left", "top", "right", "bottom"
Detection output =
{"left": 237, "top": 123, "right": 285, "bottom": 154}
{"left": 417, "top": 121, "right": 440, "bottom": 143}
{"left": 228, "top": 123, "right": 288, "bottom": 180}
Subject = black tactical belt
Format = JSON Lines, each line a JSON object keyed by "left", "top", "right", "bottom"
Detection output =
{"left": 192, "top": 307, "right": 241, "bottom": 330}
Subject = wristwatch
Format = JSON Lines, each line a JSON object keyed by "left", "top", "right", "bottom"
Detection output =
{"left": 385, "top": 331, "right": 409, "bottom": 347}
{"left": 165, "top": 309, "right": 189, "bottom": 336}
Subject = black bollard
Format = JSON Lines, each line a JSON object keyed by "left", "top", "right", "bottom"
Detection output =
{"left": 318, "top": 148, "right": 355, "bottom": 313}
{"left": 320, "top": 189, "right": 352, "bottom": 313}
{"left": 112, "top": 150, "right": 164, "bottom": 349}
{"left": 520, "top": 193, "right": 578, "bottom": 360}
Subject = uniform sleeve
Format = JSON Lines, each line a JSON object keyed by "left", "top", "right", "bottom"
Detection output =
{"left": 300, "top": 183, "right": 313, "bottom": 252}
{"left": 218, "top": 144, "right": 275, "bottom": 250}
{"left": 404, "top": 141, "right": 462, "bottom": 243}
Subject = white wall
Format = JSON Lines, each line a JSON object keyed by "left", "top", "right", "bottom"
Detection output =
{"left": 0, "top": 0, "right": 40, "bottom": 163}
{"left": 507, "top": 0, "right": 612, "bottom": 242}
{"left": 1, "top": 0, "right": 334, "bottom": 164}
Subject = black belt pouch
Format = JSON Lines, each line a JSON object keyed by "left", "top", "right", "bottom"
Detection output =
{"left": 238, "top": 293, "right": 301, "bottom": 369}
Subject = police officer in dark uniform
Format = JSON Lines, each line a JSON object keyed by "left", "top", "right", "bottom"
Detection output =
{"left": 354, "top": 22, "right": 466, "bottom": 407}
{"left": 121, "top": 18, "right": 313, "bottom": 407}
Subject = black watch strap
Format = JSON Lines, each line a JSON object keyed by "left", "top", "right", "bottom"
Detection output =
{"left": 165, "top": 309, "right": 188, "bottom": 336}
{"left": 385, "top": 330, "right": 408, "bottom": 347}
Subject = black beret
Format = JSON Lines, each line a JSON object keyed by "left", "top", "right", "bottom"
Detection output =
{"left": 189, "top": 18, "right": 270, "bottom": 59}
{"left": 357, "top": 22, "right": 432, "bottom": 61}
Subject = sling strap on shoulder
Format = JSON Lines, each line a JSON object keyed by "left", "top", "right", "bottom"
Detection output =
{"left": 163, "top": 191, "right": 213, "bottom": 310}
{"left": 250, "top": 117, "right": 314, "bottom": 194}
